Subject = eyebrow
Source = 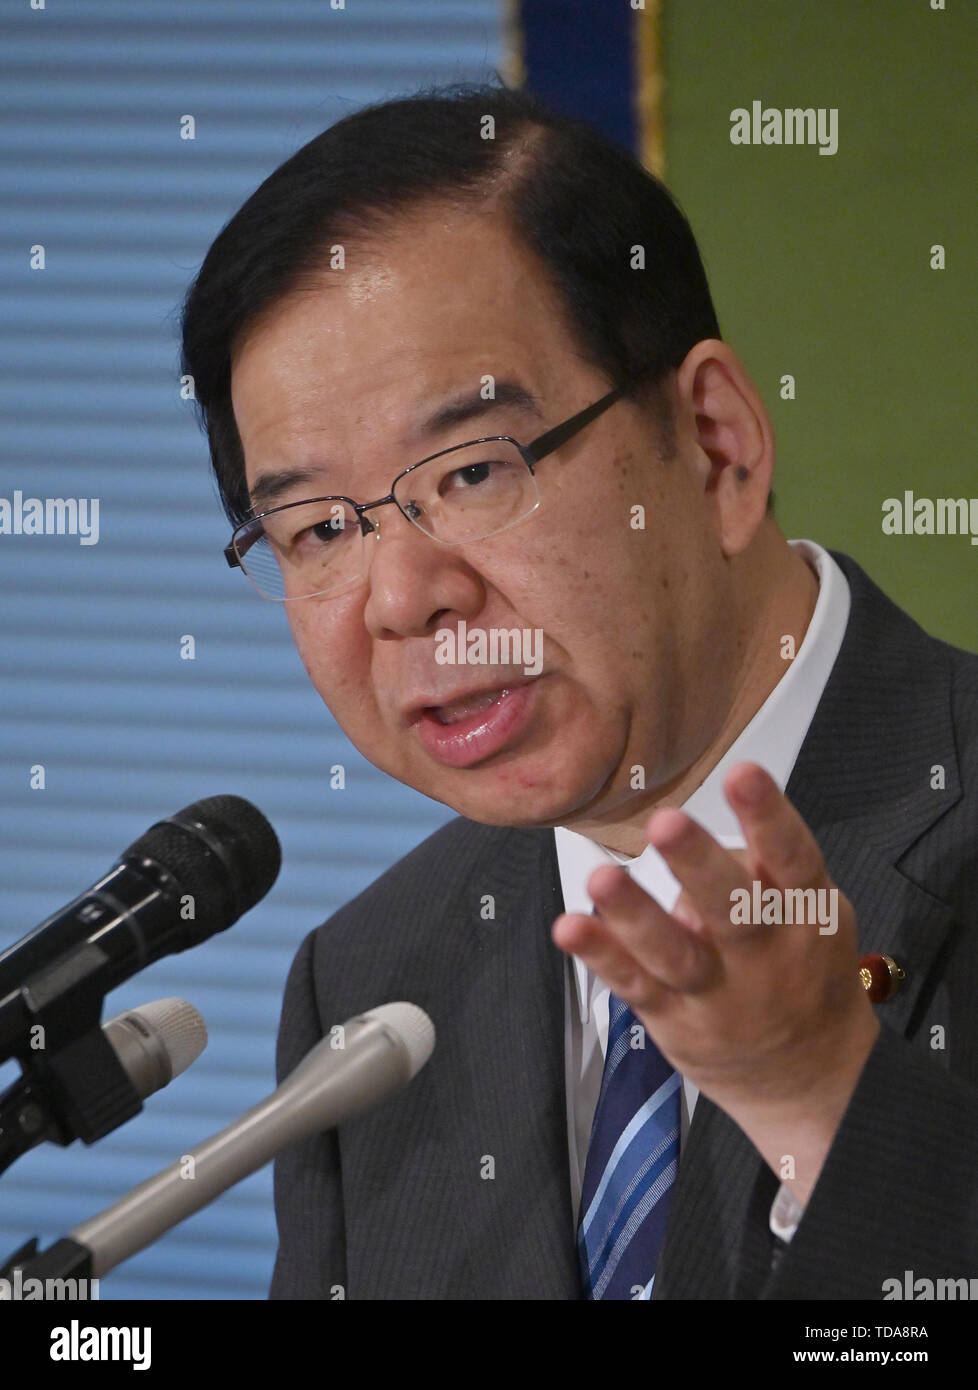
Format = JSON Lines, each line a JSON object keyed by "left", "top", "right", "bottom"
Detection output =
{"left": 248, "top": 466, "right": 324, "bottom": 513}
{"left": 419, "top": 380, "right": 543, "bottom": 438}
{"left": 246, "top": 380, "right": 543, "bottom": 513}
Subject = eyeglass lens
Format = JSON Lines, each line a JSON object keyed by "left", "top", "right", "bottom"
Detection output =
{"left": 237, "top": 439, "right": 538, "bottom": 599}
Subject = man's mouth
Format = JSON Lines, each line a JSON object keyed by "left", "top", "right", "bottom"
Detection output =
{"left": 410, "top": 679, "right": 543, "bottom": 768}
{"left": 428, "top": 687, "right": 513, "bottom": 725}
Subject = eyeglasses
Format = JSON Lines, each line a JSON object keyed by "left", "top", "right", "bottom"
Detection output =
{"left": 224, "top": 380, "right": 632, "bottom": 600}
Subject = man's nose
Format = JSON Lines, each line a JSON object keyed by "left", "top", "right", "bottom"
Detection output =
{"left": 361, "top": 504, "right": 485, "bottom": 640}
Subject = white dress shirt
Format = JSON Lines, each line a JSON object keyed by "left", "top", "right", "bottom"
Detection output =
{"left": 555, "top": 538, "right": 851, "bottom": 1250}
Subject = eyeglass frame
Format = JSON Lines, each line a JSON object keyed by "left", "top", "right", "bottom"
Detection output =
{"left": 223, "top": 376, "right": 644, "bottom": 595}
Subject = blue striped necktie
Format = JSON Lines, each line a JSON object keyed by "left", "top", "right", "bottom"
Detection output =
{"left": 577, "top": 993, "right": 681, "bottom": 1300}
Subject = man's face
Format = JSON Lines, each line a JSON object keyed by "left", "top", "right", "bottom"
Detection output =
{"left": 230, "top": 206, "right": 739, "bottom": 834}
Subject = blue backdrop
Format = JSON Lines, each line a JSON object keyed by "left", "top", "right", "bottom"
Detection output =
{"left": 0, "top": 0, "right": 503, "bottom": 1300}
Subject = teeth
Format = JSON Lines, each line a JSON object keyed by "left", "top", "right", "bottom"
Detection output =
{"left": 434, "top": 689, "right": 505, "bottom": 725}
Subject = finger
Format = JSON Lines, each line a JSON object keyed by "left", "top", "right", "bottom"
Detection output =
{"left": 643, "top": 808, "right": 759, "bottom": 940}
{"left": 584, "top": 864, "right": 718, "bottom": 991}
{"left": 551, "top": 910, "right": 671, "bottom": 1014}
{"left": 723, "top": 763, "right": 828, "bottom": 891}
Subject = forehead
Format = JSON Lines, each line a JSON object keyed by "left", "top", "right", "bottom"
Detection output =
{"left": 228, "top": 206, "right": 583, "bottom": 480}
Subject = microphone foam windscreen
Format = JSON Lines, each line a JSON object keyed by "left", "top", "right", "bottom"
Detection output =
{"left": 131, "top": 997, "right": 208, "bottom": 1078}
{"left": 123, "top": 795, "right": 282, "bottom": 934}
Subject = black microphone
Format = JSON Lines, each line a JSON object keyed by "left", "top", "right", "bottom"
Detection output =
{"left": 0, "top": 796, "right": 280, "bottom": 1156}
{"left": 0, "top": 795, "right": 280, "bottom": 1001}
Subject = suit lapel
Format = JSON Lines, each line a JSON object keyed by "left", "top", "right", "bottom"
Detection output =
{"left": 351, "top": 824, "right": 580, "bottom": 1299}
{"left": 654, "top": 554, "right": 963, "bottom": 1298}
{"left": 785, "top": 551, "right": 961, "bottom": 1031}
{"left": 434, "top": 824, "right": 581, "bottom": 1298}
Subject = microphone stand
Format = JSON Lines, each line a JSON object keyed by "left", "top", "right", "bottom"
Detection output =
{"left": 0, "top": 1022, "right": 143, "bottom": 1176}
{"left": 0, "top": 1236, "right": 93, "bottom": 1297}
{"left": 0, "top": 930, "right": 147, "bottom": 1176}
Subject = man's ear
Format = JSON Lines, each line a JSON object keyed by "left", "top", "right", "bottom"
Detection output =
{"left": 675, "top": 340, "right": 775, "bottom": 557}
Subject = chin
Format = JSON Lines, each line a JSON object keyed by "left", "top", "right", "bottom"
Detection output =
{"left": 384, "top": 732, "right": 621, "bottom": 828}
{"left": 450, "top": 797, "right": 557, "bottom": 829}
{"left": 427, "top": 766, "right": 604, "bottom": 830}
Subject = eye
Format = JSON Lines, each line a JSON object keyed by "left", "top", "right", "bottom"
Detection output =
{"left": 292, "top": 515, "right": 347, "bottom": 547}
{"left": 441, "top": 459, "right": 506, "bottom": 493}
{"left": 452, "top": 461, "right": 490, "bottom": 486}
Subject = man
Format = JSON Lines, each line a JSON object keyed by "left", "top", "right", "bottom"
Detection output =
{"left": 180, "top": 85, "right": 978, "bottom": 1299}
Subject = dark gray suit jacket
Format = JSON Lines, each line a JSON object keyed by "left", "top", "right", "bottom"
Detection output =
{"left": 270, "top": 553, "right": 978, "bottom": 1299}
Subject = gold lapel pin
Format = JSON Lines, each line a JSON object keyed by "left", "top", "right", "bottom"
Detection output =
{"left": 858, "top": 953, "right": 906, "bottom": 1003}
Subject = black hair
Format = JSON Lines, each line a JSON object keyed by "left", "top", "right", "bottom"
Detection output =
{"left": 180, "top": 82, "right": 723, "bottom": 527}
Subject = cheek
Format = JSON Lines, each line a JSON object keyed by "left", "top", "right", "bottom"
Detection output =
{"left": 503, "top": 505, "right": 660, "bottom": 654}
{"left": 286, "top": 602, "right": 372, "bottom": 712}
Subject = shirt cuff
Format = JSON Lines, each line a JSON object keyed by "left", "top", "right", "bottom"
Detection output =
{"left": 769, "top": 1182, "right": 805, "bottom": 1242}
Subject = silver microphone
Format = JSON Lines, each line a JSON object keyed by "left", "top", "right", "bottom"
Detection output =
{"left": 70, "top": 1001, "right": 435, "bottom": 1278}
{"left": 103, "top": 997, "right": 208, "bottom": 1100}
